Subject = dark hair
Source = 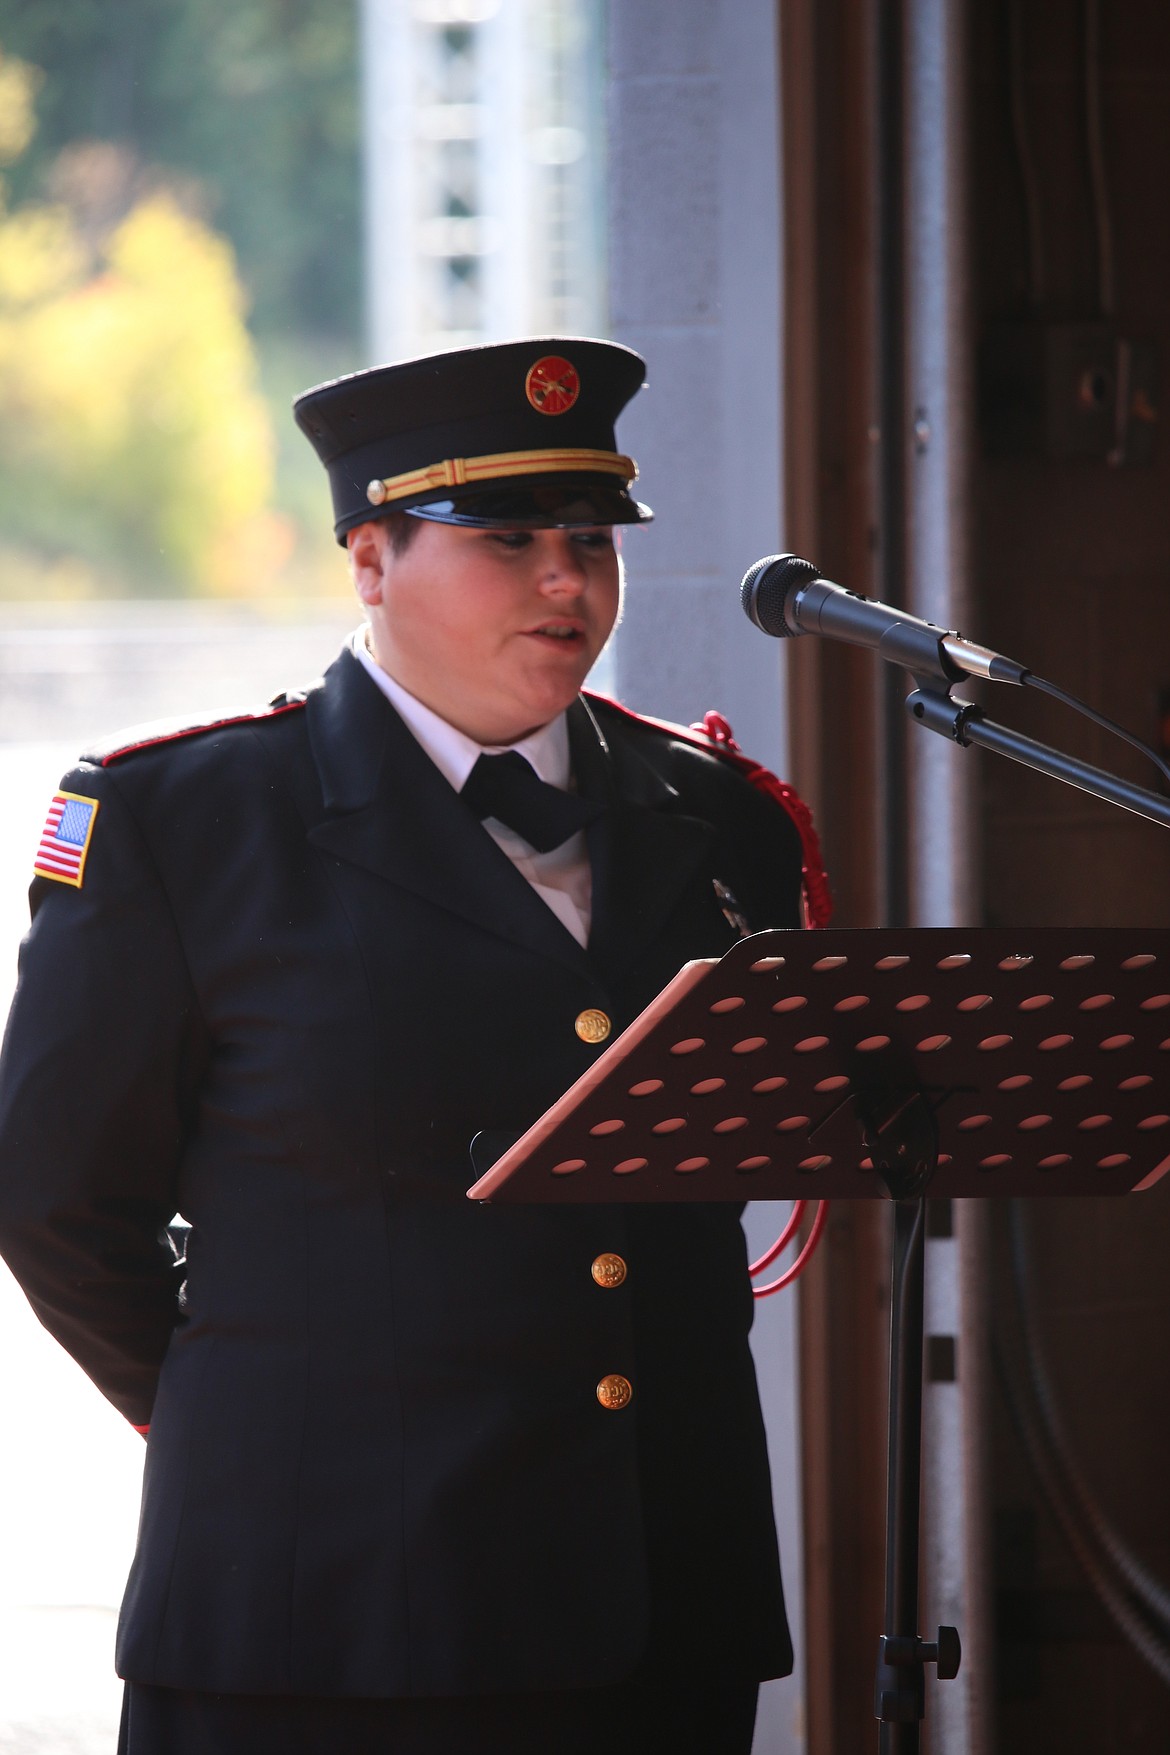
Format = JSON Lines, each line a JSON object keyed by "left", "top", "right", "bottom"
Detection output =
{"left": 381, "top": 510, "right": 422, "bottom": 555}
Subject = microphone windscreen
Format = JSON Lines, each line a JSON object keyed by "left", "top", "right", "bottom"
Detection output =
{"left": 740, "top": 553, "right": 822, "bottom": 636}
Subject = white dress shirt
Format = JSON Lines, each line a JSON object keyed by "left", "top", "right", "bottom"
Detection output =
{"left": 353, "top": 630, "right": 593, "bottom": 946}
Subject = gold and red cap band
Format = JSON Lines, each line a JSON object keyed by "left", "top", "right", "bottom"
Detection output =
{"left": 293, "top": 337, "right": 653, "bottom": 539}
{"left": 365, "top": 446, "right": 637, "bottom": 506}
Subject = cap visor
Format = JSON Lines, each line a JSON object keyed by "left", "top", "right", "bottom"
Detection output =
{"left": 404, "top": 480, "right": 653, "bottom": 529}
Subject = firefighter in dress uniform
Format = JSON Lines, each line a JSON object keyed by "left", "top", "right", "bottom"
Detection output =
{"left": 0, "top": 338, "right": 826, "bottom": 1754}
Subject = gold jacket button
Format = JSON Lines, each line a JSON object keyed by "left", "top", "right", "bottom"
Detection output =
{"left": 591, "top": 1253, "right": 628, "bottom": 1289}
{"left": 596, "top": 1373, "right": 633, "bottom": 1411}
{"left": 575, "top": 1008, "right": 611, "bottom": 1044}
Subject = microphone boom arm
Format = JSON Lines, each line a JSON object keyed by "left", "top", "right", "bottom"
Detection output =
{"left": 907, "top": 685, "right": 1170, "bottom": 832}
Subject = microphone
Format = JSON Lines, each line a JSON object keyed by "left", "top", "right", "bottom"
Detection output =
{"left": 740, "top": 554, "right": 1028, "bottom": 686}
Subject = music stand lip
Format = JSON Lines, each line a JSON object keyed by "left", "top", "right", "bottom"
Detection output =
{"left": 468, "top": 926, "right": 1170, "bottom": 1205}
{"left": 467, "top": 956, "right": 718, "bottom": 1201}
{"left": 464, "top": 925, "right": 1170, "bottom": 1749}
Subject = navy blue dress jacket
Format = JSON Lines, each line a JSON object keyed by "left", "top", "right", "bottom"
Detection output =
{"left": 0, "top": 645, "right": 802, "bottom": 1698}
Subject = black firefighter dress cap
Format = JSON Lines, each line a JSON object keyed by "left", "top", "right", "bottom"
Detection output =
{"left": 293, "top": 336, "right": 653, "bottom": 541}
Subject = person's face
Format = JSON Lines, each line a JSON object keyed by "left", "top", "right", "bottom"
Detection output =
{"left": 348, "top": 517, "right": 623, "bottom": 745}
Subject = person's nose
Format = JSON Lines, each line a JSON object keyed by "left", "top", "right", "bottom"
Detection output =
{"left": 535, "top": 533, "right": 588, "bottom": 595}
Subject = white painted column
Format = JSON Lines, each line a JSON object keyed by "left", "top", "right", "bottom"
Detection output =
{"left": 362, "top": 0, "right": 417, "bottom": 360}
{"left": 361, "top": 0, "right": 606, "bottom": 359}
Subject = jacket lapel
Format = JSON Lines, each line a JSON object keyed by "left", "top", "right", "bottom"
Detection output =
{"left": 304, "top": 649, "right": 590, "bottom": 975}
{"left": 569, "top": 699, "right": 715, "bottom": 979}
{"left": 303, "top": 652, "right": 716, "bottom": 982}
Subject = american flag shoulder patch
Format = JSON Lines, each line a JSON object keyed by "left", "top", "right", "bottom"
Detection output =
{"left": 35, "top": 791, "right": 100, "bottom": 889}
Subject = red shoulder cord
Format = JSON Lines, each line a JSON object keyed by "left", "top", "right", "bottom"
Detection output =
{"left": 585, "top": 693, "right": 832, "bottom": 1294}
{"left": 686, "top": 710, "right": 834, "bottom": 931}
{"left": 585, "top": 694, "right": 832, "bottom": 930}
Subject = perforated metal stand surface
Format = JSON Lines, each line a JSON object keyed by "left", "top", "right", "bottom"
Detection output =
{"left": 471, "top": 927, "right": 1170, "bottom": 1205}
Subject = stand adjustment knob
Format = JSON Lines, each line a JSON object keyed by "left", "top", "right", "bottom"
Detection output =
{"left": 924, "top": 1624, "right": 962, "bottom": 1681}
{"left": 874, "top": 1626, "right": 962, "bottom": 1723}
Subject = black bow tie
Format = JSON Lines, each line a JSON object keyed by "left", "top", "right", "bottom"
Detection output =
{"left": 461, "top": 751, "right": 603, "bottom": 853}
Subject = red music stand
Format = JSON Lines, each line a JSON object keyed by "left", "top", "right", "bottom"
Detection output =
{"left": 469, "top": 925, "right": 1170, "bottom": 1752}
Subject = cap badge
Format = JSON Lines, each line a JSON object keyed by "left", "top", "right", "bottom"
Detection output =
{"left": 525, "top": 354, "right": 580, "bottom": 415}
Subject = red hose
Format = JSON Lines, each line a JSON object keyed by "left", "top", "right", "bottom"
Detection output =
{"left": 748, "top": 1200, "right": 807, "bottom": 1276}
{"left": 750, "top": 1200, "right": 829, "bottom": 1298}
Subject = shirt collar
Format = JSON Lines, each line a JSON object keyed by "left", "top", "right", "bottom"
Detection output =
{"left": 351, "top": 628, "right": 572, "bottom": 793}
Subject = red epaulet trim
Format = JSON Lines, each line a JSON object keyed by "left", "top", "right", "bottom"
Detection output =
{"left": 133, "top": 1424, "right": 150, "bottom": 1437}
{"left": 93, "top": 699, "right": 306, "bottom": 768}
{"left": 584, "top": 692, "right": 833, "bottom": 928}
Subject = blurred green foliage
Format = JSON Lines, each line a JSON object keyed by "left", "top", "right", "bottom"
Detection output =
{"left": 0, "top": 185, "right": 283, "bottom": 595}
{"left": 0, "top": 10, "right": 359, "bottom": 599}
{"left": 0, "top": 0, "right": 361, "bottom": 342}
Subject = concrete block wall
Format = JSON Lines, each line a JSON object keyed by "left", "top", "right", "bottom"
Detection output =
{"left": 605, "top": 8, "right": 806, "bottom": 1751}
{"left": 605, "top": 0, "right": 791, "bottom": 778}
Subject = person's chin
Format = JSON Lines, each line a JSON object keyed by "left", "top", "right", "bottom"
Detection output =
{"left": 525, "top": 646, "right": 593, "bottom": 690}
{"left": 510, "top": 674, "right": 587, "bottom": 732}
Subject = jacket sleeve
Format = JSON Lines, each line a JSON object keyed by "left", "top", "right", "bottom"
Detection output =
{"left": 0, "top": 762, "right": 209, "bottom": 1427}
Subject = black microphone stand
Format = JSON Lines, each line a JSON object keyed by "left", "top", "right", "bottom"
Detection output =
{"left": 906, "top": 681, "right": 1170, "bottom": 831}
{"left": 867, "top": 1130, "right": 961, "bottom": 1750}
{"left": 868, "top": 668, "right": 1170, "bottom": 1751}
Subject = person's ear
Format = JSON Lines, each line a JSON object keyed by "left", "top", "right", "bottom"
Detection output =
{"left": 347, "top": 521, "right": 389, "bottom": 607}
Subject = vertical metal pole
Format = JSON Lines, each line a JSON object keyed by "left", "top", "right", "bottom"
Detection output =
{"left": 905, "top": 0, "right": 977, "bottom": 930}
{"left": 876, "top": 1197, "right": 927, "bottom": 1755}
{"left": 874, "top": 0, "right": 909, "bottom": 929}
{"left": 956, "top": 1197, "right": 997, "bottom": 1749}
{"left": 903, "top": 0, "right": 993, "bottom": 1749}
